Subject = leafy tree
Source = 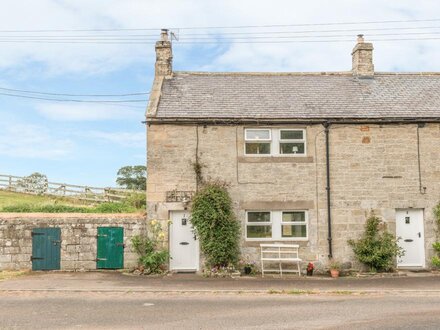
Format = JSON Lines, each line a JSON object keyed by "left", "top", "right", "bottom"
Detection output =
{"left": 348, "top": 213, "right": 404, "bottom": 272}
{"left": 116, "top": 166, "right": 146, "bottom": 190}
{"left": 17, "top": 172, "right": 48, "bottom": 195}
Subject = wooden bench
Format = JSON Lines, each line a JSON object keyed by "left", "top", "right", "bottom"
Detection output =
{"left": 260, "top": 244, "right": 302, "bottom": 277}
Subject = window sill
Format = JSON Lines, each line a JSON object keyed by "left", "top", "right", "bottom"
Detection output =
{"left": 238, "top": 156, "right": 313, "bottom": 163}
{"left": 245, "top": 238, "right": 308, "bottom": 242}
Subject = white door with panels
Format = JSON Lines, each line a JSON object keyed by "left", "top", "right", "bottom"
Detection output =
{"left": 396, "top": 209, "right": 425, "bottom": 268}
{"left": 169, "top": 211, "right": 199, "bottom": 272}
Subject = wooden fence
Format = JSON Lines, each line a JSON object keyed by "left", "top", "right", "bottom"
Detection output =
{"left": 0, "top": 174, "right": 141, "bottom": 203}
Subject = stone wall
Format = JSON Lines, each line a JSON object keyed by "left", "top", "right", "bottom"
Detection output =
{"left": 0, "top": 213, "right": 146, "bottom": 271}
{"left": 147, "top": 123, "right": 440, "bottom": 269}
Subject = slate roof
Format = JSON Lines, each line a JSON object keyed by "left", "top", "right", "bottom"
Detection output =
{"left": 152, "top": 72, "right": 440, "bottom": 121}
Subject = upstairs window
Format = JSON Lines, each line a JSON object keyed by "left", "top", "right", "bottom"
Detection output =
{"left": 245, "top": 129, "right": 271, "bottom": 155}
{"left": 244, "top": 128, "right": 306, "bottom": 156}
{"left": 279, "top": 130, "right": 306, "bottom": 155}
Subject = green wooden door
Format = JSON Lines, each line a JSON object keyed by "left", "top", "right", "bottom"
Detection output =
{"left": 97, "top": 227, "right": 124, "bottom": 269}
{"left": 31, "top": 228, "right": 61, "bottom": 271}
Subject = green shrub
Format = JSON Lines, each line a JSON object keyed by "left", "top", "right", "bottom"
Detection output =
{"left": 190, "top": 181, "right": 240, "bottom": 268}
{"left": 348, "top": 213, "right": 404, "bottom": 272}
{"left": 2, "top": 204, "right": 89, "bottom": 213}
{"left": 1, "top": 202, "right": 136, "bottom": 213}
{"left": 432, "top": 203, "right": 440, "bottom": 269}
{"left": 125, "top": 193, "right": 146, "bottom": 210}
{"left": 93, "top": 202, "right": 135, "bottom": 213}
{"left": 432, "top": 255, "right": 440, "bottom": 269}
{"left": 131, "top": 220, "right": 169, "bottom": 274}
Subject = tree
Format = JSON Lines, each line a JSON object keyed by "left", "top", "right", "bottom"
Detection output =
{"left": 116, "top": 166, "right": 146, "bottom": 190}
{"left": 17, "top": 172, "right": 48, "bottom": 195}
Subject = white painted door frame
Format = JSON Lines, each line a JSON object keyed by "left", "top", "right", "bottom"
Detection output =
{"left": 169, "top": 210, "right": 200, "bottom": 272}
{"left": 396, "top": 209, "right": 425, "bottom": 268}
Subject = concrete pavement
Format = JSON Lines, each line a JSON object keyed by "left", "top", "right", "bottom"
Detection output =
{"left": 1, "top": 271, "right": 440, "bottom": 294}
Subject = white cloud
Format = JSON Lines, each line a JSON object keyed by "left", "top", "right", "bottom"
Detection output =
{"left": 0, "top": 0, "right": 439, "bottom": 75}
{"left": 35, "top": 103, "right": 144, "bottom": 121}
{"left": 0, "top": 123, "right": 74, "bottom": 159}
{"left": 85, "top": 130, "right": 145, "bottom": 147}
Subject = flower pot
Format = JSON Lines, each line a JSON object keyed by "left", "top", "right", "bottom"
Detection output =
{"left": 244, "top": 266, "right": 252, "bottom": 275}
{"left": 306, "top": 269, "right": 313, "bottom": 276}
{"left": 330, "top": 269, "right": 340, "bottom": 278}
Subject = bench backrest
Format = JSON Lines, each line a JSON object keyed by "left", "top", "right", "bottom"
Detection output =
{"left": 260, "top": 244, "right": 300, "bottom": 259}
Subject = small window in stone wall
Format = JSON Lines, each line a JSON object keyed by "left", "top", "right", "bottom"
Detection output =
{"left": 244, "top": 128, "right": 306, "bottom": 156}
{"left": 245, "top": 129, "right": 271, "bottom": 155}
{"left": 246, "top": 210, "right": 308, "bottom": 240}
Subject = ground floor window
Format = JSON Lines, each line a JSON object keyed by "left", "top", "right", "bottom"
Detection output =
{"left": 246, "top": 210, "right": 308, "bottom": 241}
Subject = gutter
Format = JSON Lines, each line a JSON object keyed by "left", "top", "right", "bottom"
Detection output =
{"left": 144, "top": 117, "right": 440, "bottom": 126}
{"left": 324, "top": 122, "right": 333, "bottom": 259}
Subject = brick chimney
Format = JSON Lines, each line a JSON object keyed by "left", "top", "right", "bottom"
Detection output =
{"left": 155, "top": 29, "right": 172, "bottom": 77}
{"left": 351, "top": 34, "right": 374, "bottom": 77}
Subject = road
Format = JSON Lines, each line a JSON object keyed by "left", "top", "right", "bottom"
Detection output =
{"left": 1, "top": 291, "right": 440, "bottom": 329}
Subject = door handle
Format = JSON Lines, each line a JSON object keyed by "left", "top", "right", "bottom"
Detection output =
{"left": 418, "top": 232, "right": 421, "bottom": 238}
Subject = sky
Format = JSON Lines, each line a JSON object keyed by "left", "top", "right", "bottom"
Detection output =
{"left": 0, "top": 0, "right": 439, "bottom": 187}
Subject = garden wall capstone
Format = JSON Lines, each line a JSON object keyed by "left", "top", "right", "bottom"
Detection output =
{"left": 0, "top": 213, "right": 146, "bottom": 271}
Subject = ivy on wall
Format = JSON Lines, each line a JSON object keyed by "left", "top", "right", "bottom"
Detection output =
{"left": 190, "top": 181, "right": 240, "bottom": 268}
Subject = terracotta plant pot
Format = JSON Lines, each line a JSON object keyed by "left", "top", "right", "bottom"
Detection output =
{"left": 330, "top": 269, "right": 340, "bottom": 278}
{"left": 306, "top": 269, "right": 313, "bottom": 276}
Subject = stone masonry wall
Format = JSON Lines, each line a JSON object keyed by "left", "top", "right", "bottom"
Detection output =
{"left": 147, "top": 123, "right": 440, "bottom": 270}
{"left": 0, "top": 213, "right": 146, "bottom": 271}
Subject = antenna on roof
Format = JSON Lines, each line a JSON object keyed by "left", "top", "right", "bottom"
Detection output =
{"left": 171, "top": 30, "right": 179, "bottom": 41}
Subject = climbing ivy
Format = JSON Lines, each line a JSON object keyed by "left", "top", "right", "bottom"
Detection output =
{"left": 190, "top": 181, "right": 240, "bottom": 268}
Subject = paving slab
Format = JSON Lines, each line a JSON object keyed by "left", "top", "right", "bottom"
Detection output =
{"left": 1, "top": 271, "right": 440, "bottom": 293}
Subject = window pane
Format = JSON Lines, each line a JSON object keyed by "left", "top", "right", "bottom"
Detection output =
{"left": 280, "top": 142, "right": 305, "bottom": 154}
{"left": 248, "top": 212, "right": 271, "bottom": 223}
{"left": 246, "top": 143, "right": 271, "bottom": 154}
{"left": 247, "top": 225, "right": 272, "bottom": 238}
{"left": 245, "top": 129, "right": 270, "bottom": 140}
{"left": 282, "top": 212, "right": 306, "bottom": 222}
{"left": 280, "top": 130, "right": 303, "bottom": 140}
{"left": 281, "top": 224, "right": 307, "bottom": 238}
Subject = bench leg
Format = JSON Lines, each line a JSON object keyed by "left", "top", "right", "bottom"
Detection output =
{"left": 297, "top": 262, "right": 301, "bottom": 277}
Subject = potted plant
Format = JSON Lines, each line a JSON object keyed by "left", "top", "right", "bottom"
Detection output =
{"left": 329, "top": 259, "right": 341, "bottom": 278}
{"left": 239, "top": 258, "right": 257, "bottom": 275}
{"left": 306, "top": 262, "right": 314, "bottom": 276}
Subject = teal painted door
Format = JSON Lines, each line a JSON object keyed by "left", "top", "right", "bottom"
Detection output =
{"left": 31, "top": 228, "right": 61, "bottom": 271}
{"left": 97, "top": 227, "right": 124, "bottom": 269}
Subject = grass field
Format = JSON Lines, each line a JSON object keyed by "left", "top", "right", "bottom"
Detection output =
{"left": 0, "top": 190, "right": 93, "bottom": 209}
{"left": 0, "top": 190, "right": 143, "bottom": 213}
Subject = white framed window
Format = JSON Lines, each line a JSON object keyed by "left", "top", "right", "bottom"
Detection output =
{"left": 245, "top": 211, "right": 272, "bottom": 239}
{"left": 279, "top": 129, "right": 306, "bottom": 155}
{"left": 244, "top": 128, "right": 306, "bottom": 156}
{"left": 244, "top": 129, "right": 271, "bottom": 155}
{"left": 246, "top": 210, "right": 308, "bottom": 241}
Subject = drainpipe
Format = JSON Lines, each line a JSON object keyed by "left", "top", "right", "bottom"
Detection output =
{"left": 324, "top": 122, "right": 333, "bottom": 259}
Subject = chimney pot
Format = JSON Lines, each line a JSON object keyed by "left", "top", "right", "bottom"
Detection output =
{"left": 351, "top": 34, "right": 374, "bottom": 77}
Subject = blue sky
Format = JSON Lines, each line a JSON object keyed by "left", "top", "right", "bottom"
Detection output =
{"left": 0, "top": 0, "right": 439, "bottom": 187}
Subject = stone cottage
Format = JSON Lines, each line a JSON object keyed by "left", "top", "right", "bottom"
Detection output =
{"left": 146, "top": 30, "right": 440, "bottom": 272}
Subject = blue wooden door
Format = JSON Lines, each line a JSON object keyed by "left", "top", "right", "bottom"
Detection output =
{"left": 31, "top": 228, "right": 61, "bottom": 270}
{"left": 96, "top": 227, "right": 124, "bottom": 269}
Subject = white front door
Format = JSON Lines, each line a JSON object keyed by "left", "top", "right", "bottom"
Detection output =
{"left": 169, "top": 211, "right": 199, "bottom": 272}
{"left": 396, "top": 209, "right": 425, "bottom": 268}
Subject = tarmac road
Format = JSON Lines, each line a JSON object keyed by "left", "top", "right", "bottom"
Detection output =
{"left": 1, "top": 291, "right": 440, "bottom": 329}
